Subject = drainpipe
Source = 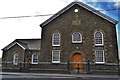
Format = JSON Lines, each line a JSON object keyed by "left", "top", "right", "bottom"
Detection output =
{"left": 23, "top": 49, "right": 26, "bottom": 68}
{"left": 24, "top": 49, "right": 29, "bottom": 65}
{"left": 117, "top": 50, "right": 120, "bottom": 75}
{"left": 23, "top": 49, "right": 28, "bottom": 72}
{"left": 25, "top": 49, "right": 30, "bottom": 72}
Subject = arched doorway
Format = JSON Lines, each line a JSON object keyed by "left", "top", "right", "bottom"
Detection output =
{"left": 71, "top": 53, "right": 84, "bottom": 70}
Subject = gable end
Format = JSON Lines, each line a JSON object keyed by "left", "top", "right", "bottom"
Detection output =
{"left": 40, "top": 1, "right": 118, "bottom": 27}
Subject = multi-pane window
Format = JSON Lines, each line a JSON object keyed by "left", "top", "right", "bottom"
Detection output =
{"left": 52, "top": 50, "right": 60, "bottom": 63}
{"left": 13, "top": 53, "right": 18, "bottom": 65}
{"left": 72, "top": 32, "right": 82, "bottom": 43}
{"left": 52, "top": 32, "right": 60, "bottom": 46}
{"left": 94, "top": 31, "right": 104, "bottom": 46}
{"left": 95, "top": 50, "right": 105, "bottom": 63}
{"left": 32, "top": 53, "right": 38, "bottom": 64}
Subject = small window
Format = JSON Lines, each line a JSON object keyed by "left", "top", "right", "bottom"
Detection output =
{"left": 95, "top": 50, "right": 105, "bottom": 64}
{"left": 94, "top": 31, "right": 104, "bottom": 46}
{"left": 32, "top": 53, "right": 38, "bottom": 64}
{"left": 74, "top": 8, "right": 79, "bottom": 13}
{"left": 72, "top": 32, "right": 82, "bottom": 43}
{"left": 52, "top": 50, "right": 60, "bottom": 63}
{"left": 52, "top": 32, "right": 60, "bottom": 46}
{"left": 13, "top": 53, "right": 18, "bottom": 65}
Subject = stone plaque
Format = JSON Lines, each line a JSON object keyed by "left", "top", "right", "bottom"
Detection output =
{"left": 72, "top": 20, "right": 81, "bottom": 25}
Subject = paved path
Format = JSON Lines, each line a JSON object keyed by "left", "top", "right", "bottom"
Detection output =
{"left": 1, "top": 78, "right": 118, "bottom": 80}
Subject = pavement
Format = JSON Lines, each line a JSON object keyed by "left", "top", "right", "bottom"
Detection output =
{"left": 0, "top": 72, "right": 120, "bottom": 79}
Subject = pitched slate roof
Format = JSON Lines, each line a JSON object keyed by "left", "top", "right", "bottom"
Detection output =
{"left": 2, "top": 39, "right": 41, "bottom": 51}
{"left": 40, "top": 1, "right": 118, "bottom": 27}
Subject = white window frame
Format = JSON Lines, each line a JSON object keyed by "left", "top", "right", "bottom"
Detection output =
{"left": 31, "top": 53, "right": 38, "bottom": 64}
{"left": 52, "top": 50, "right": 60, "bottom": 63}
{"left": 94, "top": 31, "right": 104, "bottom": 46}
{"left": 13, "top": 53, "right": 18, "bottom": 65}
{"left": 52, "top": 32, "right": 60, "bottom": 46}
{"left": 72, "top": 32, "right": 82, "bottom": 43}
{"left": 95, "top": 50, "right": 105, "bottom": 64}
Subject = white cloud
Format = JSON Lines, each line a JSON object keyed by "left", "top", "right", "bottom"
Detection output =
{"left": 0, "top": 0, "right": 66, "bottom": 58}
{"left": 114, "top": 2, "right": 120, "bottom": 7}
{"left": 0, "top": 0, "right": 66, "bottom": 18}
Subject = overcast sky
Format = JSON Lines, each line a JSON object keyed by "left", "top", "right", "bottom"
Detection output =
{"left": 0, "top": 0, "right": 120, "bottom": 58}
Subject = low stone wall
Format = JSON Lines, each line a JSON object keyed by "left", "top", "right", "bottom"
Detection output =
{"left": 29, "top": 62, "right": 67, "bottom": 73}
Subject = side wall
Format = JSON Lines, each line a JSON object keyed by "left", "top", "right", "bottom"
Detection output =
{"left": 2, "top": 44, "right": 25, "bottom": 71}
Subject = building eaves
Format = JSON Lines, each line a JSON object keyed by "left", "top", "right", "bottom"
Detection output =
{"left": 2, "top": 39, "right": 41, "bottom": 51}
{"left": 2, "top": 40, "right": 27, "bottom": 51}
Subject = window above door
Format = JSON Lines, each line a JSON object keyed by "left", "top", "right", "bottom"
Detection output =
{"left": 72, "top": 32, "right": 82, "bottom": 43}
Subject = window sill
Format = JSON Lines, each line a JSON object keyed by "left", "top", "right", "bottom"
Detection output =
{"left": 72, "top": 41, "right": 82, "bottom": 43}
{"left": 13, "top": 63, "right": 18, "bottom": 65}
{"left": 52, "top": 61, "right": 60, "bottom": 64}
{"left": 95, "top": 44, "right": 104, "bottom": 46}
{"left": 52, "top": 45, "right": 60, "bottom": 46}
{"left": 95, "top": 62, "right": 105, "bottom": 64}
{"left": 31, "top": 62, "right": 38, "bottom": 64}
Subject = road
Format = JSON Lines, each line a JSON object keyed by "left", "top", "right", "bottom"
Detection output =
{"left": 1, "top": 78, "right": 119, "bottom": 80}
{"left": 1, "top": 72, "right": 120, "bottom": 80}
{"left": 1, "top": 75, "right": 119, "bottom": 80}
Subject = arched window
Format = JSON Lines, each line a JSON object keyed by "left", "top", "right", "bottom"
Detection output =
{"left": 32, "top": 53, "right": 38, "bottom": 64}
{"left": 72, "top": 32, "right": 82, "bottom": 43}
{"left": 52, "top": 32, "right": 60, "bottom": 46}
{"left": 13, "top": 53, "right": 18, "bottom": 65}
{"left": 94, "top": 31, "right": 104, "bottom": 46}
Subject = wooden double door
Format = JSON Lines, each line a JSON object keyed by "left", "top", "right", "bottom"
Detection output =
{"left": 71, "top": 53, "right": 84, "bottom": 70}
